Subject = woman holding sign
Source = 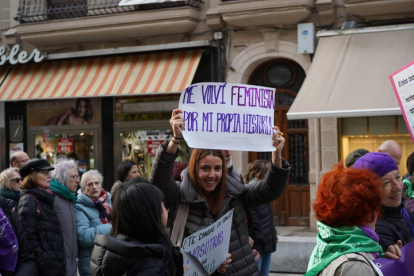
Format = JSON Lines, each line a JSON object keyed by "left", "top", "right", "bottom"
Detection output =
{"left": 150, "top": 109, "right": 290, "bottom": 276}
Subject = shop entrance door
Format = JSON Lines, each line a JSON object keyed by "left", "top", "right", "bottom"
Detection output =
{"left": 249, "top": 108, "right": 310, "bottom": 226}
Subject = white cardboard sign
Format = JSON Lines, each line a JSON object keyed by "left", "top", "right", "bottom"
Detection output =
{"left": 178, "top": 82, "right": 276, "bottom": 151}
{"left": 182, "top": 209, "right": 234, "bottom": 276}
{"left": 389, "top": 61, "right": 414, "bottom": 141}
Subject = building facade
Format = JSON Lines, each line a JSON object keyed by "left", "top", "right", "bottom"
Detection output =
{"left": 0, "top": 0, "right": 413, "bottom": 228}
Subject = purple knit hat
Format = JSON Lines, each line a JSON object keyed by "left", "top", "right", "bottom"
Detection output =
{"left": 353, "top": 152, "right": 398, "bottom": 178}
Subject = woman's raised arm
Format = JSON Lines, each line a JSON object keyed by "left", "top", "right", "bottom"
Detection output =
{"left": 167, "top": 108, "right": 185, "bottom": 154}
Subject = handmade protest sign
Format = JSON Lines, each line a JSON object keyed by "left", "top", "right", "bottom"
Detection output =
{"left": 372, "top": 241, "right": 414, "bottom": 276}
{"left": 181, "top": 209, "right": 234, "bottom": 276}
{"left": 390, "top": 61, "right": 414, "bottom": 142}
{"left": 178, "top": 83, "right": 276, "bottom": 151}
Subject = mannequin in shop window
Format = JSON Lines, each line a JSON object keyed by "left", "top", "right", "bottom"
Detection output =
{"left": 47, "top": 99, "right": 94, "bottom": 125}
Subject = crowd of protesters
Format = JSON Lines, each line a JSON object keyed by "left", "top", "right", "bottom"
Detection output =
{"left": 1, "top": 109, "right": 414, "bottom": 276}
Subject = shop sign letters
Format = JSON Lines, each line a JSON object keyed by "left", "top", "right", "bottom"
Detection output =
{"left": 0, "top": 44, "right": 46, "bottom": 65}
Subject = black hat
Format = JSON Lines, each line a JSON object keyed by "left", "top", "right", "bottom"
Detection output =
{"left": 20, "top": 159, "right": 54, "bottom": 179}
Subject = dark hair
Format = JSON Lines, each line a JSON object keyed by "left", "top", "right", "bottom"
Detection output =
{"left": 407, "top": 152, "right": 414, "bottom": 175}
{"left": 244, "top": 159, "right": 270, "bottom": 183}
{"left": 110, "top": 178, "right": 177, "bottom": 275}
{"left": 116, "top": 160, "right": 137, "bottom": 182}
{"left": 76, "top": 98, "right": 94, "bottom": 123}
{"left": 313, "top": 163, "right": 383, "bottom": 228}
{"left": 188, "top": 149, "right": 226, "bottom": 215}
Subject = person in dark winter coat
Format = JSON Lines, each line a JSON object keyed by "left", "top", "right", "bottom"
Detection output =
{"left": 150, "top": 109, "right": 290, "bottom": 276}
{"left": 91, "top": 178, "right": 184, "bottom": 276}
{"left": 244, "top": 160, "right": 277, "bottom": 276}
{"left": 0, "top": 168, "right": 23, "bottom": 205}
{"left": 17, "top": 159, "right": 66, "bottom": 276}
{"left": 354, "top": 152, "right": 414, "bottom": 252}
{"left": 50, "top": 159, "right": 79, "bottom": 276}
{"left": 224, "top": 150, "right": 265, "bottom": 262}
{"left": 0, "top": 195, "right": 37, "bottom": 276}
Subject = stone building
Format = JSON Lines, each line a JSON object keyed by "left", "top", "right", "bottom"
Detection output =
{"left": 0, "top": 0, "right": 413, "bottom": 228}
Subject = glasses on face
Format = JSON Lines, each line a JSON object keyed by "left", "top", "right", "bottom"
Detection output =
{"left": 11, "top": 178, "right": 23, "bottom": 183}
{"left": 69, "top": 175, "right": 80, "bottom": 181}
{"left": 38, "top": 170, "right": 51, "bottom": 176}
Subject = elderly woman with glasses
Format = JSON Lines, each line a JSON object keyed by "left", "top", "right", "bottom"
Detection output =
{"left": 0, "top": 168, "right": 23, "bottom": 205}
{"left": 76, "top": 169, "right": 111, "bottom": 276}
{"left": 17, "top": 159, "right": 66, "bottom": 276}
{"left": 50, "top": 159, "right": 80, "bottom": 276}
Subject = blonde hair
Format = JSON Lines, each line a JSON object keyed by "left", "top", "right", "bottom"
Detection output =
{"left": 0, "top": 168, "right": 19, "bottom": 190}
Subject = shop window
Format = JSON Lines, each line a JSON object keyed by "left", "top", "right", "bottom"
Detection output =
{"left": 120, "top": 129, "right": 190, "bottom": 179}
{"left": 34, "top": 132, "right": 95, "bottom": 169}
{"left": 341, "top": 115, "right": 413, "bottom": 174}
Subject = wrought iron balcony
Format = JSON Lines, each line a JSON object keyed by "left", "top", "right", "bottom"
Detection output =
{"left": 16, "top": 0, "right": 204, "bottom": 23}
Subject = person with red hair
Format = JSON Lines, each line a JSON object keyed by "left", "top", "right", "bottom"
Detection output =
{"left": 305, "top": 163, "right": 401, "bottom": 276}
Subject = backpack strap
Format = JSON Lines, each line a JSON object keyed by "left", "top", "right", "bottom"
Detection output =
{"left": 23, "top": 193, "right": 40, "bottom": 216}
{"left": 320, "top": 253, "right": 380, "bottom": 276}
{"left": 170, "top": 203, "right": 190, "bottom": 247}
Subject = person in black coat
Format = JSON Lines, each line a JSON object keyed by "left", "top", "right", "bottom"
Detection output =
{"left": 354, "top": 152, "right": 414, "bottom": 251}
{"left": 17, "top": 159, "right": 66, "bottom": 276}
{"left": 244, "top": 160, "right": 277, "bottom": 276}
{"left": 0, "top": 195, "right": 37, "bottom": 276}
{"left": 91, "top": 178, "right": 183, "bottom": 276}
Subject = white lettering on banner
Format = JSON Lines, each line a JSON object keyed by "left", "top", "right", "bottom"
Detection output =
{"left": 0, "top": 45, "right": 46, "bottom": 66}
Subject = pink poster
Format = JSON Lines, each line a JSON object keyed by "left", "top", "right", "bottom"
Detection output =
{"left": 389, "top": 61, "right": 414, "bottom": 142}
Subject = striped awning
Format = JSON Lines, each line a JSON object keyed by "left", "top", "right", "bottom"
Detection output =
{"left": 0, "top": 49, "right": 202, "bottom": 101}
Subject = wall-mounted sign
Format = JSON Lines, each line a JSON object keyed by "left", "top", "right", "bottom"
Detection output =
{"left": 0, "top": 45, "right": 46, "bottom": 66}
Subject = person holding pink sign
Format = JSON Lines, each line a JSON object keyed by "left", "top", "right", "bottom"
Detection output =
{"left": 150, "top": 109, "right": 290, "bottom": 276}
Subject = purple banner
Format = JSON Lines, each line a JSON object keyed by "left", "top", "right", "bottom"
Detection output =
{"left": 372, "top": 242, "right": 414, "bottom": 276}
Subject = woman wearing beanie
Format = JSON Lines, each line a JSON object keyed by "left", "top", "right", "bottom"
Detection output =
{"left": 305, "top": 163, "right": 399, "bottom": 276}
{"left": 353, "top": 152, "right": 414, "bottom": 252}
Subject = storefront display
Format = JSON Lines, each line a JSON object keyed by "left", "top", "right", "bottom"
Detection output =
{"left": 115, "top": 96, "right": 190, "bottom": 178}
{"left": 26, "top": 98, "right": 101, "bottom": 169}
{"left": 341, "top": 115, "right": 414, "bottom": 174}
{"left": 120, "top": 129, "right": 189, "bottom": 178}
{"left": 34, "top": 132, "right": 95, "bottom": 169}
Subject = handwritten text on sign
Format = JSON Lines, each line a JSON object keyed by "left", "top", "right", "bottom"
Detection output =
{"left": 182, "top": 209, "right": 233, "bottom": 276}
{"left": 390, "top": 61, "right": 414, "bottom": 142}
{"left": 179, "top": 83, "right": 276, "bottom": 151}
